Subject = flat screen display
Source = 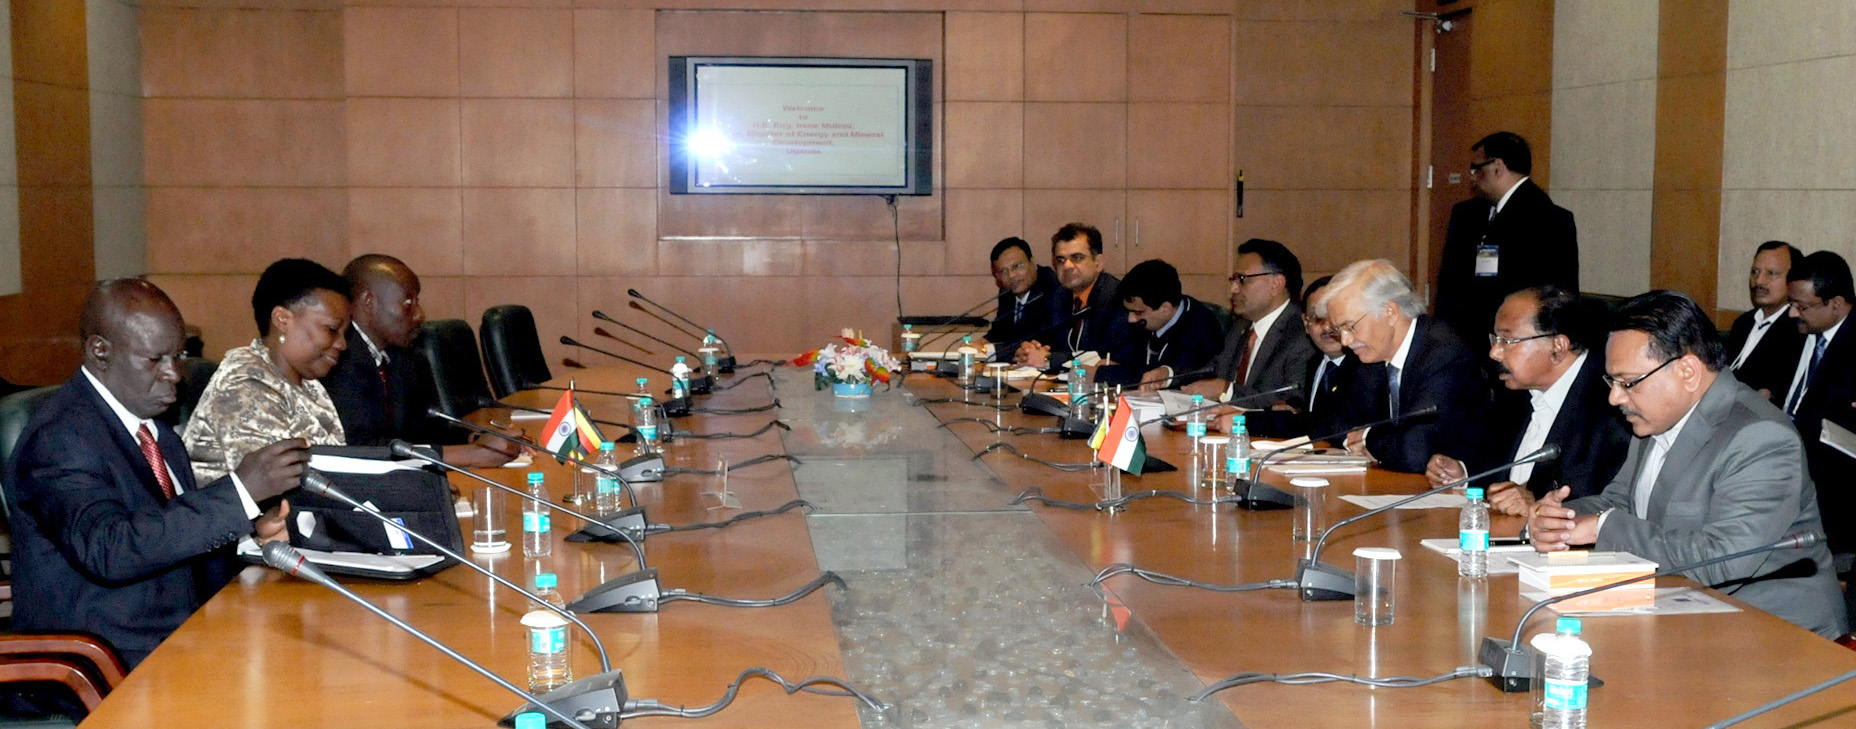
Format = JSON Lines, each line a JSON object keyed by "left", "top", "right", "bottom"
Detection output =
{"left": 668, "top": 57, "right": 933, "bottom": 196}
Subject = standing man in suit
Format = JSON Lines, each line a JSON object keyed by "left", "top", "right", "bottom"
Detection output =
{"left": 323, "top": 254, "right": 516, "bottom": 467}
{"left": 1184, "top": 238, "right": 1317, "bottom": 406}
{"left": 1727, "top": 241, "right": 1806, "bottom": 403}
{"left": 984, "top": 237, "right": 1062, "bottom": 362}
{"left": 1424, "top": 287, "right": 1630, "bottom": 515}
{"left": 1434, "top": 131, "right": 1579, "bottom": 340}
{"left": 1528, "top": 290, "right": 1845, "bottom": 638}
{"left": 4, "top": 279, "right": 309, "bottom": 667}
{"left": 1111, "top": 259, "right": 1224, "bottom": 389}
{"left": 1316, "top": 259, "right": 1492, "bottom": 473}
{"left": 1014, "top": 223, "right": 1137, "bottom": 374}
{"left": 1780, "top": 251, "right": 1856, "bottom": 554}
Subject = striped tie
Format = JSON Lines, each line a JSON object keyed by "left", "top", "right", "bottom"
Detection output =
{"left": 137, "top": 423, "right": 176, "bottom": 501}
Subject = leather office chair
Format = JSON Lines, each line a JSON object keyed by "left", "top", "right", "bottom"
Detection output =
{"left": 155, "top": 358, "right": 217, "bottom": 431}
{"left": 479, "top": 305, "right": 551, "bottom": 398}
{"left": 415, "top": 320, "right": 494, "bottom": 418}
{"left": 0, "top": 387, "right": 59, "bottom": 524}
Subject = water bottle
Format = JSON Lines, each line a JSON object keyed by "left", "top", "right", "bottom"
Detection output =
{"left": 1458, "top": 485, "right": 1489, "bottom": 578}
{"left": 958, "top": 335, "right": 976, "bottom": 382}
{"left": 1067, "top": 363, "right": 1087, "bottom": 418}
{"left": 635, "top": 397, "right": 659, "bottom": 457}
{"left": 522, "top": 610, "right": 572, "bottom": 692}
{"left": 531, "top": 572, "right": 566, "bottom": 614}
{"left": 1226, "top": 414, "right": 1251, "bottom": 481}
{"left": 594, "top": 441, "right": 623, "bottom": 514}
{"left": 900, "top": 324, "right": 918, "bottom": 353}
{"left": 670, "top": 355, "right": 692, "bottom": 400}
{"left": 521, "top": 472, "right": 551, "bottom": 558}
{"left": 701, "top": 330, "right": 722, "bottom": 370}
{"left": 1531, "top": 617, "right": 1592, "bottom": 729}
{"left": 1185, "top": 394, "right": 1207, "bottom": 438}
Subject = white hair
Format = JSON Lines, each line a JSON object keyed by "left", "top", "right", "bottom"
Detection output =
{"left": 1315, "top": 259, "right": 1423, "bottom": 320}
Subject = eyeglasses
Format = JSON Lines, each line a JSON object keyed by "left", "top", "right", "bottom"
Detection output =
{"left": 1602, "top": 356, "right": 1679, "bottom": 391}
{"left": 1301, "top": 314, "right": 1328, "bottom": 328}
{"left": 1790, "top": 298, "right": 1831, "bottom": 314}
{"left": 1489, "top": 332, "right": 1555, "bottom": 348}
{"left": 1469, "top": 158, "right": 1498, "bottom": 173}
{"left": 1229, "top": 271, "right": 1282, "bottom": 285}
{"left": 1328, "top": 313, "right": 1369, "bottom": 338}
{"left": 1054, "top": 252, "right": 1094, "bottom": 266}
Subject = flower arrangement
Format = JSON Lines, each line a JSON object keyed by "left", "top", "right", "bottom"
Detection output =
{"left": 793, "top": 333, "right": 900, "bottom": 390}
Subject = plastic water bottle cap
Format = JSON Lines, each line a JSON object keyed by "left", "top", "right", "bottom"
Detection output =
{"left": 675, "top": 355, "right": 686, "bottom": 363}
{"left": 640, "top": 397, "right": 653, "bottom": 406}
{"left": 599, "top": 441, "right": 615, "bottom": 451}
{"left": 903, "top": 324, "right": 912, "bottom": 331}
{"left": 514, "top": 712, "right": 547, "bottom": 729}
{"left": 1190, "top": 394, "right": 1204, "bottom": 404}
{"left": 526, "top": 472, "right": 544, "bottom": 485}
{"left": 1556, "top": 616, "right": 1582, "bottom": 635}
{"left": 534, "top": 572, "right": 557, "bottom": 590}
{"left": 1465, "top": 486, "right": 1484, "bottom": 500}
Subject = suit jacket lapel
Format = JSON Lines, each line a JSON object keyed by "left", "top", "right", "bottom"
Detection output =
{"left": 74, "top": 374, "right": 171, "bottom": 503}
{"left": 1248, "top": 302, "right": 1302, "bottom": 386}
{"left": 1645, "top": 377, "right": 1730, "bottom": 520}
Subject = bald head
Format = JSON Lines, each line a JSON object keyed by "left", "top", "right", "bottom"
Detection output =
{"left": 343, "top": 253, "right": 425, "bottom": 348}
{"left": 81, "top": 279, "right": 187, "bottom": 419}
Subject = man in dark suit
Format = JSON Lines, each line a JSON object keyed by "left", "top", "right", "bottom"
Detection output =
{"left": 1109, "top": 259, "right": 1223, "bottom": 388}
{"left": 1234, "top": 276, "right": 1363, "bottom": 439}
{"left": 1318, "top": 259, "right": 1492, "bottom": 473}
{"left": 1530, "top": 291, "right": 1845, "bottom": 638}
{"left": 1779, "top": 251, "right": 1856, "bottom": 554}
{"left": 984, "top": 237, "right": 1062, "bottom": 362}
{"left": 1184, "top": 238, "right": 1317, "bottom": 406}
{"left": 322, "top": 254, "right": 515, "bottom": 467}
{"left": 1424, "top": 287, "right": 1630, "bottom": 514}
{"left": 1727, "top": 241, "right": 1806, "bottom": 404}
{"left": 1014, "top": 223, "right": 1137, "bottom": 375}
{"left": 4, "top": 279, "right": 308, "bottom": 667}
{"left": 1434, "top": 131, "right": 1579, "bottom": 340}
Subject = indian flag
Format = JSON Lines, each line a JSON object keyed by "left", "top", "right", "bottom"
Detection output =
{"left": 541, "top": 388, "right": 605, "bottom": 462}
{"left": 1095, "top": 395, "right": 1146, "bottom": 475}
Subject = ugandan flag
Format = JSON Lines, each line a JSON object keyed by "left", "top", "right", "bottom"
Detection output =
{"left": 1095, "top": 395, "right": 1146, "bottom": 475}
{"left": 541, "top": 388, "right": 605, "bottom": 462}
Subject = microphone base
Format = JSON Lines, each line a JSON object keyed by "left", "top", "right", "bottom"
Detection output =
{"left": 1019, "top": 392, "right": 1069, "bottom": 418}
{"left": 565, "top": 568, "right": 663, "bottom": 613}
{"left": 716, "top": 355, "right": 737, "bottom": 373}
{"left": 1478, "top": 637, "right": 1535, "bottom": 693}
{"left": 499, "top": 669, "right": 628, "bottom": 729}
{"left": 931, "top": 359, "right": 960, "bottom": 378}
{"left": 1233, "top": 478, "right": 1295, "bottom": 510}
{"left": 565, "top": 506, "right": 648, "bottom": 543}
{"left": 1295, "top": 559, "right": 1356, "bottom": 601}
{"left": 618, "top": 454, "right": 665, "bottom": 482}
{"left": 692, "top": 375, "right": 714, "bottom": 395}
{"left": 662, "top": 396, "right": 692, "bottom": 418}
{"left": 1058, "top": 416, "right": 1096, "bottom": 440}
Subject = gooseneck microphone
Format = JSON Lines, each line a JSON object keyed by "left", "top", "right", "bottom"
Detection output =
{"left": 592, "top": 311, "right": 702, "bottom": 361}
{"left": 1480, "top": 531, "right": 1824, "bottom": 692}
{"left": 260, "top": 541, "right": 598, "bottom": 729}
{"left": 626, "top": 300, "right": 705, "bottom": 342}
{"left": 590, "top": 325, "right": 654, "bottom": 355}
{"left": 912, "top": 293, "right": 1003, "bottom": 353}
{"left": 1295, "top": 444, "right": 1560, "bottom": 602}
{"left": 1238, "top": 404, "right": 1441, "bottom": 510}
{"left": 559, "top": 336, "right": 707, "bottom": 405}
{"left": 625, "top": 288, "right": 737, "bottom": 371}
{"left": 298, "top": 471, "right": 613, "bottom": 673}
{"left": 1704, "top": 667, "right": 1856, "bottom": 728}
{"left": 433, "top": 408, "right": 660, "bottom": 516}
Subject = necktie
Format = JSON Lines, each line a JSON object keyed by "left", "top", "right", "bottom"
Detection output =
{"left": 137, "top": 423, "right": 176, "bottom": 501}
{"left": 1787, "top": 336, "right": 1829, "bottom": 415}
{"left": 1387, "top": 364, "right": 1402, "bottom": 419}
{"left": 1234, "top": 329, "right": 1258, "bottom": 385}
{"left": 1309, "top": 360, "right": 1330, "bottom": 411}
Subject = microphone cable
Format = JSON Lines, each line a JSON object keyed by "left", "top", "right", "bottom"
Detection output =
{"left": 662, "top": 453, "right": 801, "bottom": 476}
{"left": 1090, "top": 563, "right": 1295, "bottom": 593}
{"left": 673, "top": 420, "right": 790, "bottom": 441}
{"left": 1192, "top": 666, "right": 1493, "bottom": 700}
{"left": 972, "top": 442, "right": 1099, "bottom": 472}
{"left": 645, "top": 500, "right": 814, "bottom": 535}
{"left": 620, "top": 667, "right": 888, "bottom": 720}
{"left": 689, "top": 399, "right": 782, "bottom": 415}
{"left": 658, "top": 572, "right": 846, "bottom": 608}
{"left": 715, "top": 371, "right": 777, "bottom": 391}
{"left": 1011, "top": 487, "right": 1243, "bottom": 512}
{"left": 936, "top": 418, "right": 1060, "bottom": 436}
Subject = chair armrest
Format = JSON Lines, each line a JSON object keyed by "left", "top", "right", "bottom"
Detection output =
{"left": 0, "top": 634, "right": 127, "bottom": 688}
{"left": 0, "top": 657, "right": 107, "bottom": 711}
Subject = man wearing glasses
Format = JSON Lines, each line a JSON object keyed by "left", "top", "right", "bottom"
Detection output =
{"left": 1183, "top": 239, "right": 1317, "bottom": 406}
{"left": 1422, "top": 287, "right": 1629, "bottom": 516}
{"left": 1527, "top": 291, "right": 1844, "bottom": 639}
{"left": 1315, "top": 259, "right": 1491, "bottom": 473}
{"left": 1014, "top": 223, "right": 1136, "bottom": 377}
{"left": 1433, "top": 131, "right": 1578, "bottom": 341}
{"left": 1779, "top": 251, "right": 1856, "bottom": 555}
{"left": 984, "top": 237, "right": 1062, "bottom": 363}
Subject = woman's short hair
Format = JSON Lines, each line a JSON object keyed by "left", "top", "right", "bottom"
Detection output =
{"left": 251, "top": 258, "right": 351, "bottom": 336}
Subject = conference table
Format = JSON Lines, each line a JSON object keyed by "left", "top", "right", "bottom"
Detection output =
{"left": 79, "top": 361, "right": 1856, "bottom": 728}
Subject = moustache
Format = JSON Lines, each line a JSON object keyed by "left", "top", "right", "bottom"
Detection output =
{"left": 1619, "top": 406, "right": 1644, "bottom": 419}
{"left": 1494, "top": 364, "right": 1513, "bottom": 377}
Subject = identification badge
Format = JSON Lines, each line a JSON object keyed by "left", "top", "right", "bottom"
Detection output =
{"left": 1474, "top": 244, "right": 1499, "bottom": 277}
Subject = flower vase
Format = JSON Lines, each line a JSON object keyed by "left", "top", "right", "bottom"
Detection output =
{"left": 831, "top": 381, "right": 874, "bottom": 398}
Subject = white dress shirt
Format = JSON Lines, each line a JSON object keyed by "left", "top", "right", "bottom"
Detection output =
{"left": 1731, "top": 306, "right": 1788, "bottom": 370}
{"left": 80, "top": 366, "right": 260, "bottom": 519}
{"left": 1509, "top": 352, "right": 1586, "bottom": 485}
{"left": 1783, "top": 316, "right": 1845, "bottom": 412}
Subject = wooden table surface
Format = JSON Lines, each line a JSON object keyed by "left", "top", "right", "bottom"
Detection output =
{"left": 80, "top": 364, "right": 1856, "bottom": 728}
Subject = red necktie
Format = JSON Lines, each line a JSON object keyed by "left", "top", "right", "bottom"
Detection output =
{"left": 1234, "top": 330, "right": 1258, "bottom": 385}
{"left": 137, "top": 423, "right": 176, "bottom": 501}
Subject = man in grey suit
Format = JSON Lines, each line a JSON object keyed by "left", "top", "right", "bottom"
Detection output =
{"left": 1528, "top": 291, "right": 1846, "bottom": 639}
{"left": 1184, "top": 238, "right": 1317, "bottom": 406}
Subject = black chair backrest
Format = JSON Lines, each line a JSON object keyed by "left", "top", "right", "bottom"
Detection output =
{"left": 479, "top": 305, "right": 551, "bottom": 398}
{"left": 157, "top": 357, "right": 218, "bottom": 431}
{"left": 416, "top": 320, "right": 494, "bottom": 418}
{"left": 0, "top": 385, "right": 61, "bottom": 523}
